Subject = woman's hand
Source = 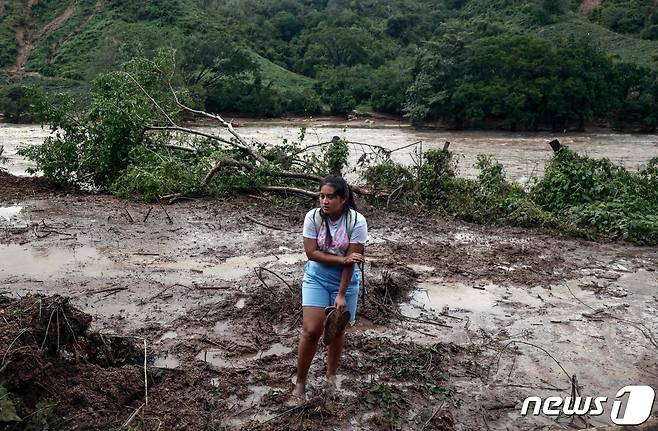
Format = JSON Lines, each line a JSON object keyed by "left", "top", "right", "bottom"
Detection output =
{"left": 342, "top": 252, "right": 363, "bottom": 265}
{"left": 334, "top": 293, "right": 347, "bottom": 311}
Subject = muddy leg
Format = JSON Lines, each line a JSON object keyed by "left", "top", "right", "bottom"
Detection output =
{"left": 326, "top": 329, "right": 346, "bottom": 382}
{"left": 294, "top": 306, "right": 324, "bottom": 399}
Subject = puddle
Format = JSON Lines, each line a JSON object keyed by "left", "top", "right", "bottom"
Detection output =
{"left": 407, "top": 264, "right": 434, "bottom": 274}
{"left": 153, "top": 252, "right": 306, "bottom": 283}
{"left": 402, "top": 279, "right": 496, "bottom": 315}
{"left": 0, "top": 205, "right": 23, "bottom": 223}
{"left": 0, "top": 243, "right": 305, "bottom": 284}
{"left": 152, "top": 353, "right": 180, "bottom": 369}
{"left": 157, "top": 331, "right": 178, "bottom": 343}
{"left": 230, "top": 384, "right": 270, "bottom": 407}
{"left": 259, "top": 342, "right": 290, "bottom": 356}
{"left": 608, "top": 269, "right": 657, "bottom": 297}
{"left": 213, "top": 321, "right": 232, "bottom": 336}
{"left": 197, "top": 342, "right": 292, "bottom": 369}
{"left": 0, "top": 244, "right": 121, "bottom": 279}
{"left": 235, "top": 298, "right": 246, "bottom": 309}
{"left": 223, "top": 385, "right": 276, "bottom": 425}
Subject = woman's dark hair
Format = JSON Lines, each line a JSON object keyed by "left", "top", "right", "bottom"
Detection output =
{"left": 319, "top": 175, "right": 357, "bottom": 247}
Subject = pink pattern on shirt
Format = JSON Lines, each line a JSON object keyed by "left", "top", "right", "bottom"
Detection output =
{"left": 316, "top": 222, "right": 350, "bottom": 256}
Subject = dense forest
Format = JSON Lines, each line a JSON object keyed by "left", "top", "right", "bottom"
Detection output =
{"left": 1, "top": 0, "right": 658, "bottom": 130}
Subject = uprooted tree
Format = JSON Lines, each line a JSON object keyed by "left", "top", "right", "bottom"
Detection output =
{"left": 17, "top": 49, "right": 658, "bottom": 245}
{"left": 18, "top": 49, "right": 392, "bottom": 202}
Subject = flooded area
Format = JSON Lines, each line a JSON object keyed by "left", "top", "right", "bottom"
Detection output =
{"left": 2, "top": 122, "right": 658, "bottom": 184}
{"left": 1, "top": 155, "right": 658, "bottom": 429}
{"left": 0, "top": 120, "right": 658, "bottom": 431}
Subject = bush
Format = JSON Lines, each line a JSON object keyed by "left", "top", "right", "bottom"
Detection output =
{"left": 0, "top": 85, "right": 42, "bottom": 123}
{"left": 364, "top": 161, "right": 414, "bottom": 190}
{"left": 532, "top": 147, "right": 658, "bottom": 243}
{"left": 19, "top": 50, "right": 180, "bottom": 188}
{"left": 418, "top": 149, "right": 458, "bottom": 200}
{"left": 110, "top": 141, "right": 208, "bottom": 200}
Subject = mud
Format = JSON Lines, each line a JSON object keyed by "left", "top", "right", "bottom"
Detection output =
{"left": 1, "top": 175, "right": 658, "bottom": 430}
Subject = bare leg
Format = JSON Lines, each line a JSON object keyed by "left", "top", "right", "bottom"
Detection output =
{"left": 294, "top": 306, "right": 325, "bottom": 399}
{"left": 326, "top": 329, "right": 346, "bottom": 381}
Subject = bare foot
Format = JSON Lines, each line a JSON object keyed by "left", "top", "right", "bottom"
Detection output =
{"left": 292, "top": 382, "right": 306, "bottom": 404}
{"left": 325, "top": 374, "right": 337, "bottom": 388}
{"left": 325, "top": 374, "right": 337, "bottom": 398}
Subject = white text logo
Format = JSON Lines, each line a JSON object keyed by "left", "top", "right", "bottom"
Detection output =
{"left": 521, "top": 385, "right": 655, "bottom": 425}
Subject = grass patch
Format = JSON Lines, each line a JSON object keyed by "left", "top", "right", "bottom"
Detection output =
{"left": 538, "top": 17, "right": 658, "bottom": 69}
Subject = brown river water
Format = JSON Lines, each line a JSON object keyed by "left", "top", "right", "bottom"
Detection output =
{"left": 2, "top": 122, "right": 657, "bottom": 184}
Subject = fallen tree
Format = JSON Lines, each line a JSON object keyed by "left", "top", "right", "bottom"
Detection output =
{"left": 17, "top": 50, "right": 658, "bottom": 245}
{"left": 18, "top": 49, "right": 391, "bottom": 203}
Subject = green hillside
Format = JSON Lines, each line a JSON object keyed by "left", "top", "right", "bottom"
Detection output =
{"left": 1, "top": 0, "right": 658, "bottom": 129}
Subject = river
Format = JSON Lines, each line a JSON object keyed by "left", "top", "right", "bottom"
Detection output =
{"left": 2, "top": 122, "right": 657, "bottom": 184}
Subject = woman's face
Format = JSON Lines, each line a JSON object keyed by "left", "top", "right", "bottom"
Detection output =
{"left": 319, "top": 184, "right": 346, "bottom": 217}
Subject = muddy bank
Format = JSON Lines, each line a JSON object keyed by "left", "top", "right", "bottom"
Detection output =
{"left": 1, "top": 176, "right": 658, "bottom": 429}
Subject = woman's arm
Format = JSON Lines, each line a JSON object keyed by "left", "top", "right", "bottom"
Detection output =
{"left": 303, "top": 237, "right": 363, "bottom": 266}
{"left": 335, "top": 243, "right": 364, "bottom": 309}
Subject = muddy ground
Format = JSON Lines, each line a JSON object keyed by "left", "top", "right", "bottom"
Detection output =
{"left": 1, "top": 171, "right": 657, "bottom": 430}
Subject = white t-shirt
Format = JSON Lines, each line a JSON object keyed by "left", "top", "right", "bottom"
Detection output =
{"left": 302, "top": 208, "right": 368, "bottom": 257}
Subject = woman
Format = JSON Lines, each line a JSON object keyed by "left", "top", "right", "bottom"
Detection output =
{"left": 293, "top": 175, "right": 368, "bottom": 400}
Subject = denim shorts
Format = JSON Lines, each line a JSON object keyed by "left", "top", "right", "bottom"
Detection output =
{"left": 301, "top": 260, "right": 361, "bottom": 321}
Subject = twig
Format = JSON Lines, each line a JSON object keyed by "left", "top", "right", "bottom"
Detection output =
{"left": 194, "top": 286, "right": 231, "bottom": 291}
{"left": 143, "top": 337, "right": 148, "bottom": 407}
{"left": 291, "top": 141, "right": 334, "bottom": 156}
{"left": 421, "top": 401, "right": 446, "bottom": 431}
{"left": 121, "top": 403, "right": 144, "bottom": 429}
{"left": 398, "top": 312, "right": 453, "bottom": 328}
{"left": 259, "top": 185, "right": 318, "bottom": 199}
{"left": 91, "top": 287, "right": 128, "bottom": 296}
{"left": 156, "top": 198, "right": 173, "bottom": 223}
{"left": 33, "top": 225, "right": 52, "bottom": 239}
{"left": 147, "top": 283, "right": 187, "bottom": 301}
{"left": 40, "top": 308, "right": 56, "bottom": 350}
{"left": 244, "top": 215, "right": 288, "bottom": 231}
{"left": 565, "top": 284, "right": 658, "bottom": 349}
{"left": 390, "top": 140, "right": 423, "bottom": 153}
{"left": 491, "top": 383, "right": 569, "bottom": 391}
{"left": 124, "top": 208, "right": 135, "bottom": 223}
{"left": 386, "top": 184, "right": 404, "bottom": 208}
{"left": 261, "top": 397, "right": 321, "bottom": 425}
{"left": 169, "top": 82, "right": 268, "bottom": 164}
{"left": 2, "top": 329, "right": 28, "bottom": 365}
{"left": 256, "top": 267, "right": 295, "bottom": 296}
{"left": 143, "top": 207, "right": 153, "bottom": 223}
{"left": 493, "top": 340, "right": 571, "bottom": 381}
{"left": 146, "top": 125, "right": 234, "bottom": 146}
{"left": 123, "top": 71, "right": 176, "bottom": 125}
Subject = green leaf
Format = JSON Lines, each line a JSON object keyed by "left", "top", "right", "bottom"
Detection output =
{"left": 0, "top": 385, "right": 21, "bottom": 422}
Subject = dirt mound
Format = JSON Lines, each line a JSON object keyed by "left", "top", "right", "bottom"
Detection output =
{"left": 0, "top": 170, "right": 55, "bottom": 198}
{"left": 360, "top": 263, "right": 418, "bottom": 323}
{"left": 0, "top": 294, "right": 144, "bottom": 429}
